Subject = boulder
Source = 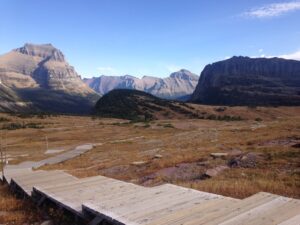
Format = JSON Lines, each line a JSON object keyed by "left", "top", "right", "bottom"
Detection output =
{"left": 228, "top": 152, "right": 257, "bottom": 168}
{"left": 204, "top": 165, "right": 229, "bottom": 178}
{"left": 210, "top": 153, "right": 228, "bottom": 159}
{"left": 154, "top": 154, "right": 163, "bottom": 159}
{"left": 131, "top": 161, "right": 147, "bottom": 166}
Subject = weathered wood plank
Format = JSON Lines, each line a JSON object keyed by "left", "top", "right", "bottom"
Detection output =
{"left": 278, "top": 214, "right": 300, "bottom": 225}
{"left": 4, "top": 165, "right": 299, "bottom": 225}
{"left": 12, "top": 170, "right": 77, "bottom": 196}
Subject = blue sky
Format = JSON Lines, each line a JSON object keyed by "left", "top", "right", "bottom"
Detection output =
{"left": 1, "top": 0, "right": 300, "bottom": 78}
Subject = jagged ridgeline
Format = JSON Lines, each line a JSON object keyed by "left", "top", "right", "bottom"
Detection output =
{"left": 84, "top": 69, "right": 199, "bottom": 100}
{"left": 0, "top": 43, "right": 100, "bottom": 113}
{"left": 190, "top": 56, "right": 300, "bottom": 106}
{"left": 93, "top": 89, "right": 200, "bottom": 120}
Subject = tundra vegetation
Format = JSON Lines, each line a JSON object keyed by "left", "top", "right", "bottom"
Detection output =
{"left": 0, "top": 105, "right": 299, "bottom": 223}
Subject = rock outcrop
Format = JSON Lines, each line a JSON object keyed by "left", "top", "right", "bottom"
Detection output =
{"left": 190, "top": 56, "right": 300, "bottom": 106}
{"left": 0, "top": 43, "right": 99, "bottom": 113}
{"left": 84, "top": 69, "right": 199, "bottom": 100}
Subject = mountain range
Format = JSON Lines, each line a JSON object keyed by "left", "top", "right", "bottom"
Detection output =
{"left": 1, "top": 43, "right": 300, "bottom": 114}
{"left": 84, "top": 69, "right": 199, "bottom": 100}
{"left": 190, "top": 56, "right": 300, "bottom": 106}
{"left": 0, "top": 43, "right": 99, "bottom": 113}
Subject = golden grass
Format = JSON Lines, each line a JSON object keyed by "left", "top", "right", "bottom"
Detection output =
{"left": 0, "top": 105, "right": 299, "bottom": 203}
{"left": 0, "top": 183, "right": 43, "bottom": 224}
{"left": 178, "top": 168, "right": 300, "bottom": 199}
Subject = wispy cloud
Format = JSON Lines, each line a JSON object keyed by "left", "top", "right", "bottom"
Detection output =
{"left": 166, "top": 64, "right": 182, "bottom": 72}
{"left": 250, "top": 49, "right": 300, "bottom": 60}
{"left": 97, "top": 66, "right": 118, "bottom": 75}
{"left": 243, "top": 1, "right": 300, "bottom": 18}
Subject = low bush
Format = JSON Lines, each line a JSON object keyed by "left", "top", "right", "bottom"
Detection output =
{"left": 1, "top": 122, "right": 44, "bottom": 130}
{"left": 0, "top": 117, "right": 10, "bottom": 122}
{"left": 1, "top": 122, "right": 25, "bottom": 130}
{"left": 163, "top": 123, "right": 174, "bottom": 128}
{"left": 206, "top": 114, "right": 243, "bottom": 121}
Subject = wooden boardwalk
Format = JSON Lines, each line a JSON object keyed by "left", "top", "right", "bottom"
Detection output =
{"left": 3, "top": 143, "right": 94, "bottom": 170}
{"left": 2, "top": 167, "right": 300, "bottom": 225}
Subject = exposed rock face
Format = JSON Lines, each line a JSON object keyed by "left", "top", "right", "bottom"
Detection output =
{"left": 84, "top": 69, "right": 199, "bottom": 100}
{"left": 14, "top": 43, "right": 65, "bottom": 62}
{"left": 0, "top": 43, "right": 99, "bottom": 113}
{"left": 1, "top": 43, "right": 94, "bottom": 94}
{"left": 190, "top": 56, "right": 300, "bottom": 106}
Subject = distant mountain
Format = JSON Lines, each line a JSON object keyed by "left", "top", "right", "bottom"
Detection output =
{"left": 0, "top": 43, "right": 100, "bottom": 113}
{"left": 94, "top": 89, "right": 200, "bottom": 120}
{"left": 84, "top": 69, "right": 199, "bottom": 100}
{"left": 190, "top": 56, "right": 300, "bottom": 106}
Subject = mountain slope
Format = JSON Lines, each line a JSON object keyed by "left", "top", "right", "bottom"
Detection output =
{"left": 0, "top": 82, "right": 33, "bottom": 112}
{"left": 190, "top": 56, "right": 300, "bottom": 106}
{"left": 94, "top": 89, "right": 200, "bottom": 120}
{"left": 84, "top": 69, "right": 199, "bottom": 100}
{"left": 0, "top": 43, "right": 100, "bottom": 113}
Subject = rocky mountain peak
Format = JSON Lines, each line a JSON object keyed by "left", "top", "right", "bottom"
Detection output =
{"left": 170, "top": 69, "right": 198, "bottom": 80}
{"left": 0, "top": 43, "right": 99, "bottom": 113}
{"left": 122, "top": 75, "right": 137, "bottom": 79}
{"left": 84, "top": 69, "right": 199, "bottom": 100}
{"left": 14, "top": 43, "right": 65, "bottom": 62}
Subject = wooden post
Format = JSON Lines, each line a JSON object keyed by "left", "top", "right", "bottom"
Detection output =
{"left": 0, "top": 132, "right": 3, "bottom": 179}
{"left": 45, "top": 135, "right": 48, "bottom": 151}
{"left": 4, "top": 131, "right": 7, "bottom": 165}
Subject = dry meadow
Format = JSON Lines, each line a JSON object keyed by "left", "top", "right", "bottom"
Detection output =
{"left": 0, "top": 105, "right": 299, "bottom": 223}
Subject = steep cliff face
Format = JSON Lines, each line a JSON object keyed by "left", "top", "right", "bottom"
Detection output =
{"left": 14, "top": 43, "right": 65, "bottom": 62}
{"left": 0, "top": 43, "right": 99, "bottom": 113}
{"left": 84, "top": 69, "right": 199, "bottom": 100}
{"left": 0, "top": 43, "right": 95, "bottom": 95}
{"left": 190, "top": 56, "right": 300, "bottom": 106}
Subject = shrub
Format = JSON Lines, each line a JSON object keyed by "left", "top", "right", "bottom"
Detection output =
{"left": 214, "top": 107, "right": 227, "bottom": 112}
{"left": 143, "top": 123, "right": 151, "bottom": 128}
{"left": 0, "top": 117, "right": 10, "bottom": 122}
{"left": 1, "top": 122, "right": 44, "bottom": 130}
{"left": 163, "top": 111, "right": 170, "bottom": 117}
{"left": 206, "top": 114, "right": 217, "bottom": 120}
{"left": 1, "top": 122, "right": 25, "bottom": 130}
{"left": 25, "top": 123, "right": 44, "bottom": 129}
{"left": 206, "top": 114, "right": 243, "bottom": 121}
{"left": 163, "top": 123, "right": 174, "bottom": 128}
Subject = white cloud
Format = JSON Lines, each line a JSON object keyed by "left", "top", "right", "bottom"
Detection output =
{"left": 96, "top": 66, "right": 118, "bottom": 75}
{"left": 250, "top": 49, "right": 300, "bottom": 61}
{"left": 166, "top": 64, "right": 182, "bottom": 72}
{"left": 258, "top": 49, "right": 264, "bottom": 53}
{"left": 243, "top": 1, "right": 300, "bottom": 18}
{"left": 279, "top": 50, "right": 300, "bottom": 60}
